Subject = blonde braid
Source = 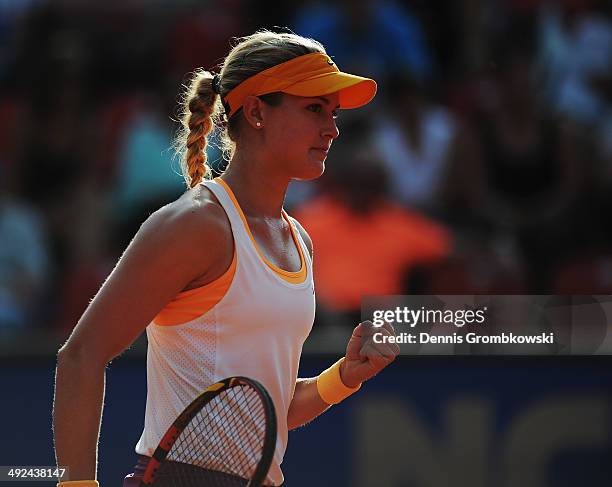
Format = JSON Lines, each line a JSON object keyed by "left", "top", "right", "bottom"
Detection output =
{"left": 176, "top": 69, "right": 221, "bottom": 188}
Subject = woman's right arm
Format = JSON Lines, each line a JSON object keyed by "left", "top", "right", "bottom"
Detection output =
{"left": 53, "top": 194, "right": 232, "bottom": 482}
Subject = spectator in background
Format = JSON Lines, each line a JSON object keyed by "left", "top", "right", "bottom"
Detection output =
{"left": 538, "top": 0, "right": 612, "bottom": 125}
{"left": 537, "top": 1, "right": 612, "bottom": 254}
{"left": 0, "top": 167, "right": 50, "bottom": 330}
{"left": 110, "top": 91, "right": 185, "bottom": 251}
{"left": 470, "top": 48, "right": 583, "bottom": 291}
{"left": 292, "top": 0, "right": 433, "bottom": 82}
{"left": 295, "top": 122, "right": 452, "bottom": 328}
{"left": 10, "top": 29, "right": 121, "bottom": 333}
{"left": 373, "top": 72, "right": 459, "bottom": 216}
{"left": 9, "top": 50, "right": 100, "bottom": 328}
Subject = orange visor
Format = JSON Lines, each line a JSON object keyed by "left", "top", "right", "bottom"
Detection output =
{"left": 223, "top": 52, "right": 377, "bottom": 117}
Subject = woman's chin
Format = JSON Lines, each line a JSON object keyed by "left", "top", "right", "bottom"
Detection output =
{"left": 295, "top": 161, "right": 325, "bottom": 181}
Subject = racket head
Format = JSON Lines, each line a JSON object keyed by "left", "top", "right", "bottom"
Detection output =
{"left": 139, "top": 376, "right": 277, "bottom": 487}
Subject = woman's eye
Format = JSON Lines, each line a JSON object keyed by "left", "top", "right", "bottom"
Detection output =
{"left": 307, "top": 104, "right": 339, "bottom": 119}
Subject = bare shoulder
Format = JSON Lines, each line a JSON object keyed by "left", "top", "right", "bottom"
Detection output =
{"left": 143, "top": 184, "right": 232, "bottom": 258}
{"left": 121, "top": 183, "right": 235, "bottom": 299}
{"left": 287, "top": 215, "right": 313, "bottom": 259}
{"left": 59, "top": 183, "right": 234, "bottom": 365}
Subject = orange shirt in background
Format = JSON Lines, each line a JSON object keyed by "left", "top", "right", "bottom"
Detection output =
{"left": 294, "top": 196, "right": 452, "bottom": 312}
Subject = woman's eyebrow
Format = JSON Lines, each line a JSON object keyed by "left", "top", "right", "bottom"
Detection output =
{"left": 312, "top": 96, "right": 340, "bottom": 109}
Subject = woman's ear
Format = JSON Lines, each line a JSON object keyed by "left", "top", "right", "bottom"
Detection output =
{"left": 242, "top": 95, "right": 266, "bottom": 129}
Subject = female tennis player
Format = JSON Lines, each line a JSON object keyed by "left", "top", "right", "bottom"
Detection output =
{"left": 53, "top": 30, "right": 400, "bottom": 487}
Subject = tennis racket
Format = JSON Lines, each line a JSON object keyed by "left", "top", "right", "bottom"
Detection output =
{"left": 139, "top": 376, "right": 277, "bottom": 487}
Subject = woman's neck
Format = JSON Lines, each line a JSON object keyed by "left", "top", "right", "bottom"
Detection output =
{"left": 220, "top": 151, "right": 289, "bottom": 219}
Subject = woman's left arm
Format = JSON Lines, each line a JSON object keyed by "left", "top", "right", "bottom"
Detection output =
{"left": 287, "top": 321, "right": 399, "bottom": 430}
{"left": 286, "top": 218, "right": 400, "bottom": 430}
{"left": 287, "top": 378, "right": 329, "bottom": 430}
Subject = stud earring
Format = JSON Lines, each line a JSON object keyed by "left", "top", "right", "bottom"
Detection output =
{"left": 256, "top": 122, "right": 262, "bottom": 128}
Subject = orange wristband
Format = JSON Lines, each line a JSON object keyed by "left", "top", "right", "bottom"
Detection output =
{"left": 316, "top": 357, "right": 361, "bottom": 405}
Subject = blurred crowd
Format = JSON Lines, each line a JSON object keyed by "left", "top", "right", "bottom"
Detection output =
{"left": 0, "top": 0, "right": 611, "bottom": 336}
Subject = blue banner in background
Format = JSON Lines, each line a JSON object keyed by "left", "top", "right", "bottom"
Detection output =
{"left": 1, "top": 356, "right": 611, "bottom": 487}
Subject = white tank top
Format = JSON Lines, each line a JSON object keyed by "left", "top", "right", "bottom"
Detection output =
{"left": 135, "top": 178, "right": 316, "bottom": 486}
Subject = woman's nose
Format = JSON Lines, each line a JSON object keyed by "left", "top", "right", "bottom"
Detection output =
{"left": 322, "top": 118, "right": 340, "bottom": 140}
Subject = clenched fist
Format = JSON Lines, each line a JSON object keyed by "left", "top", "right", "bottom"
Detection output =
{"left": 340, "top": 321, "right": 400, "bottom": 388}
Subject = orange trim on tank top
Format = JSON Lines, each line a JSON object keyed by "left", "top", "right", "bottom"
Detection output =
{"left": 215, "top": 178, "right": 307, "bottom": 285}
{"left": 153, "top": 249, "right": 237, "bottom": 326}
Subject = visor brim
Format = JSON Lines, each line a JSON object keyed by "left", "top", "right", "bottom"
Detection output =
{"left": 282, "top": 71, "right": 377, "bottom": 109}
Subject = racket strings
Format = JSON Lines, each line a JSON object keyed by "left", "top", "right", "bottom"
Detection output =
{"left": 200, "top": 389, "right": 265, "bottom": 478}
{"left": 151, "top": 384, "right": 268, "bottom": 486}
